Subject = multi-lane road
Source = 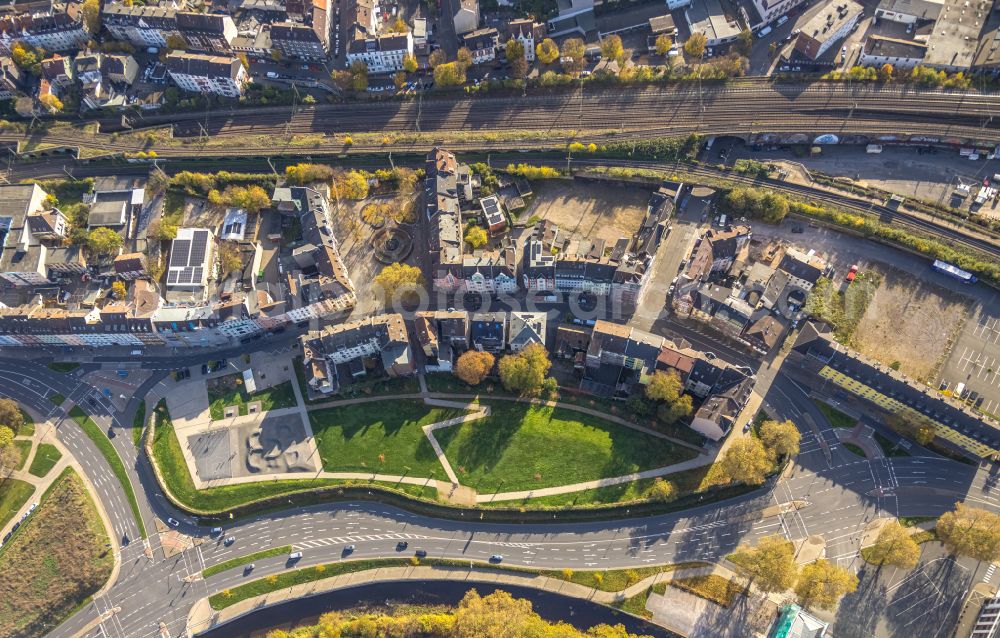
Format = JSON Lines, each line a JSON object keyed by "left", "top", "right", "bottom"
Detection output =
{"left": 0, "top": 331, "right": 995, "bottom": 638}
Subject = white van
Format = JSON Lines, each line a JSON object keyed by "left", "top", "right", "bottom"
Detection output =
{"left": 759, "top": 25, "right": 772, "bottom": 37}
{"left": 777, "top": 15, "right": 789, "bottom": 26}
{"left": 955, "top": 382, "right": 966, "bottom": 397}
{"left": 130, "top": 349, "right": 143, "bottom": 356}
{"left": 289, "top": 551, "right": 303, "bottom": 560}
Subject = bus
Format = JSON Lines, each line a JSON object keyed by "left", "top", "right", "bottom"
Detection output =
{"left": 932, "top": 259, "right": 977, "bottom": 284}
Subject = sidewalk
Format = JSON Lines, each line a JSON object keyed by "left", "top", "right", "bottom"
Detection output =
{"left": 185, "top": 561, "right": 730, "bottom": 637}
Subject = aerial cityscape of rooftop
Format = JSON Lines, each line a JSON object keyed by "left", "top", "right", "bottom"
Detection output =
{"left": 3, "top": 0, "right": 1000, "bottom": 636}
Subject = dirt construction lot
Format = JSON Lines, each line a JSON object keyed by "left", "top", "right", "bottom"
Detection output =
{"left": 850, "top": 266, "right": 973, "bottom": 383}
{"left": 522, "top": 181, "right": 649, "bottom": 245}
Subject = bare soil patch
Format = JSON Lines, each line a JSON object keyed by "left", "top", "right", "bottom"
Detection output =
{"left": 850, "top": 266, "right": 972, "bottom": 382}
{"left": 521, "top": 181, "right": 649, "bottom": 245}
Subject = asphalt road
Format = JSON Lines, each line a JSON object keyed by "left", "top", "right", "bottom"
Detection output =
{"left": 0, "top": 343, "right": 993, "bottom": 638}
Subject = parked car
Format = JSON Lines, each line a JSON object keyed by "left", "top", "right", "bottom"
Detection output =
{"left": 845, "top": 264, "right": 859, "bottom": 283}
{"left": 167, "top": 517, "right": 180, "bottom": 527}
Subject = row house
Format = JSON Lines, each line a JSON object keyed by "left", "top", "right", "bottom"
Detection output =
{"left": 0, "top": 56, "right": 24, "bottom": 99}
{"left": 346, "top": 31, "right": 412, "bottom": 73}
{"left": 165, "top": 51, "right": 248, "bottom": 97}
{"left": 461, "top": 27, "right": 498, "bottom": 64}
{"left": 75, "top": 52, "right": 140, "bottom": 110}
{"left": 426, "top": 148, "right": 471, "bottom": 292}
{"left": 40, "top": 53, "right": 73, "bottom": 93}
{"left": 460, "top": 249, "right": 518, "bottom": 295}
{"left": 0, "top": 4, "right": 90, "bottom": 55}
{"left": 0, "top": 183, "right": 73, "bottom": 287}
{"left": 506, "top": 19, "right": 544, "bottom": 62}
{"left": 102, "top": 5, "right": 237, "bottom": 54}
{"left": 299, "top": 313, "right": 414, "bottom": 394}
{"left": 270, "top": 20, "right": 328, "bottom": 61}
{"left": 415, "top": 309, "right": 470, "bottom": 370}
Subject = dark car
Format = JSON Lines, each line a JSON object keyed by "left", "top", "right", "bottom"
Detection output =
{"left": 396, "top": 541, "right": 408, "bottom": 551}
{"left": 976, "top": 396, "right": 985, "bottom": 408}
{"left": 201, "top": 364, "right": 209, "bottom": 375}
{"left": 414, "top": 549, "right": 427, "bottom": 558}
{"left": 107, "top": 427, "right": 115, "bottom": 438}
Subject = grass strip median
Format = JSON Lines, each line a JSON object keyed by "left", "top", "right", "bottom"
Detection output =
{"left": 27, "top": 443, "right": 62, "bottom": 478}
{"left": 132, "top": 400, "right": 146, "bottom": 447}
{"left": 202, "top": 545, "right": 293, "bottom": 577}
{"left": 49, "top": 393, "right": 66, "bottom": 407}
{"left": 69, "top": 406, "right": 146, "bottom": 539}
{"left": 208, "top": 558, "right": 708, "bottom": 610}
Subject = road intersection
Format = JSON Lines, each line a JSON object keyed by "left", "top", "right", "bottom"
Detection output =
{"left": 0, "top": 346, "right": 993, "bottom": 638}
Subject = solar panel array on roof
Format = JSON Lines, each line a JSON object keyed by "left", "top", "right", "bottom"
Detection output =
{"left": 169, "top": 240, "right": 190, "bottom": 267}
{"left": 189, "top": 230, "right": 208, "bottom": 265}
{"left": 482, "top": 198, "right": 499, "bottom": 215}
{"left": 167, "top": 229, "right": 213, "bottom": 288}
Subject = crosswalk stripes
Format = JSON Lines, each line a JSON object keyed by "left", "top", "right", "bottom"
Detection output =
{"left": 984, "top": 564, "right": 996, "bottom": 583}
{"left": 294, "top": 532, "right": 429, "bottom": 548}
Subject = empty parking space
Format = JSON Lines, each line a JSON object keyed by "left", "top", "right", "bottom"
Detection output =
{"left": 940, "top": 306, "right": 1000, "bottom": 418}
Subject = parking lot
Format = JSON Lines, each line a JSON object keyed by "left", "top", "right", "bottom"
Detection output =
{"left": 941, "top": 305, "right": 1000, "bottom": 418}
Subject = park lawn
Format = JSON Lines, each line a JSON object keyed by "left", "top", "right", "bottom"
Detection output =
{"left": 0, "top": 479, "right": 35, "bottom": 530}
{"left": 660, "top": 575, "right": 743, "bottom": 607}
{"left": 19, "top": 409, "right": 34, "bottom": 437}
{"left": 434, "top": 402, "right": 698, "bottom": 492}
{"left": 614, "top": 590, "right": 653, "bottom": 618}
{"left": 13, "top": 439, "right": 31, "bottom": 470}
{"left": 0, "top": 469, "right": 113, "bottom": 638}
{"left": 151, "top": 403, "right": 438, "bottom": 513}
{"left": 28, "top": 443, "right": 62, "bottom": 478}
{"left": 813, "top": 401, "right": 856, "bottom": 429}
{"left": 423, "top": 373, "right": 515, "bottom": 396}
{"left": 132, "top": 399, "right": 146, "bottom": 447}
{"left": 69, "top": 406, "right": 146, "bottom": 538}
{"left": 49, "top": 393, "right": 66, "bottom": 407}
{"left": 310, "top": 400, "right": 463, "bottom": 477}
{"left": 47, "top": 362, "right": 80, "bottom": 373}
{"left": 208, "top": 377, "right": 297, "bottom": 420}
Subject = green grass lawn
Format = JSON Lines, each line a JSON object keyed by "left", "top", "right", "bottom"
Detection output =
{"left": 19, "top": 410, "right": 34, "bottom": 437}
{"left": 0, "top": 479, "right": 35, "bottom": 530}
{"left": 434, "top": 402, "right": 698, "bottom": 492}
{"left": 13, "top": 440, "right": 31, "bottom": 470}
{"left": 151, "top": 403, "right": 436, "bottom": 513}
{"left": 202, "top": 545, "right": 292, "bottom": 577}
{"left": 47, "top": 362, "right": 80, "bottom": 373}
{"left": 49, "top": 393, "right": 66, "bottom": 407}
{"left": 813, "top": 401, "right": 857, "bottom": 429}
{"left": 132, "top": 400, "right": 146, "bottom": 447}
{"left": 423, "top": 373, "right": 514, "bottom": 396}
{"left": 208, "top": 377, "right": 297, "bottom": 420}
{"left": 873, "top": 432, "right": 910, "bottom": 457}
{"left": 68, "top": 407, "right": 146, "bottom": 538}
{"left": 310, "top": 400, "right": 461, "bottom": 476}
{"left": 842, "top": 442, "right": 867, "bottom": 457}
{"left": 28, "top": 443, "right": 62, "bottom": 478}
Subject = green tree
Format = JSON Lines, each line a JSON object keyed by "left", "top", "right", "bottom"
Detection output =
{"left": 330, "top": 69, "right": 353, "bottom": 91}
{"left": 536, "top": 38, "right": 559, "bottom": 65}
{"left": 560, "top": 38, "right": 586, "bottom": 73}
{"left": 879, "top": 63, "right": 894, "bottom": 81}
{"left": 374, "top": 263, "right": 425, "bottom": 304}
{"left": 719, "top": 437, "right": 772, "bottom": 485}
{"left": 0, "top": 398, "right": 25, "bottom": 433}
{"left": 795, "top": 559, "right": 858, "bottom": 610}
{"left": 655, "top": 33, "right": 674, "bottom": 56}
{"left": 936, "top": 503, "right": 1000, "bottom": 562}
{"left": 394, "top": 71, "right": 408, "bottom": 90}
{"left": 645, "top": 478, "right": 677, "bottom": 502}
{"left": 428, "top": 48, "right": 447, "bottom": 68}
{"left": 0, "top": 424, "right": 13, "bottom": 449}
{"left": 147, "top": 218, "right": 178, "bottom": 241}
{"left": 759, "top": 419, "right": 801, "bottom": 460}
{"left": 332, "top": 170, "right": 369, "bottom": 199}
{"left": 433, "top": 61, "right": 466, "bottom": 86}
{"left": 349, "top": 60, "right": 369, "bottom": 91}
{"left": 165, "top": 34, "right": 187, "bottom": 51}
{"left": 498, "top": 343, "right": 552, "bottom": 395}
{"left": 506, "top": 38, "right": 526, "bottom": 63}
{"left": 389, "top": 15, "right": 407, "bottom": 32}
{"left": 646, "top": 370, "right": 684, "bottom": 402}
{"left": 111, "top": 280, "right": 127, "bottom": 299}
{"left": 11, "top": 42, "right": 42, "bottom": 75}
{"left": 87, "top": 227, "right": 124, "bottom": 255}
{"left": 656, "top": 395, "right": 693, "bottom": 424}
{"left": 403, "top": 53, "right": 418, "bottom": 73}
{"left": 39, "top": 93, "right": 64, "bottom": 113}
{"left": 865, "top": 521, "right": 920, "bottom": 569}
{"left": 81, "top": 0, "right": 101, "bottom": 33}
{"left": 285, "top": 163, "right": 334, "bottom": 185}
{"left": 454, "top": 350, "right": 495, "bottom": 385}
{"left": 884, "top": 412, "right": 935, "bottom": 446}
{"left": 465, "top": 226, "right": 488, "bottom": 249}
{"left": 218, "top": 241, "right": 243, "bottom": 274}
{"left": 736, "top": 28, "right": 753, "bottom": 56}
{"left": 684, "top": 33, "right": 707, "bottom": 59}
{"left": 456, "top": 47, "right": 473, "bottom": 70}
{"left": 729, "top": 534, "right": 798, "bottom": 593}
{"left": 599, "top": 34, "right": 625, "bottom": 64}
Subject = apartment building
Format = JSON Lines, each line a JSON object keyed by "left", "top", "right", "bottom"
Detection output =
{"left": 0, "top": 4, "right": 89, "bottom": 54}
{"left": 102, "top": 5, "right": 237, "bottom": 53}
{"left": 346, "top": 31, "right": 412, "bottom": 73}
{"left": 269, "top": 0, "right": 330, "bottom": 60}
{"left": 299, "top": 313, "right": 414, "bottom": 394}
{"left": 462, "top": 28, "right": 499, "bottom": 64}
{"left": 507, "top": 19, "right": 544, "bottom": 62}
{"left": 165, "top": 51, "right": 248, "bottom": 97}
{"left": 794, "top": 0, "right": 864, "bottom": 60}
{"left": 0, "top": 56, "right": 23, "bottom": 100}
{"left": 0, "top": 183, "right": 64, "bottom": 287}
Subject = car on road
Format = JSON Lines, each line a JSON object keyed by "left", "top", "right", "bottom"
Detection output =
{"left": 289, "top": 551, "right": 303, "bottom": 560}
{"left": 244, "top": 564, "right": 255, "bottom": 574}
{"left": 396, "top": 541, "right": 408, "bottom": 551}
{"left": 343, "top": 544, "right": 355, "bottom": 555}
{"left": 201, "top": 364, "right": 209, "bottom": 375}
{"left": 224, "top": 536, "right": 235, "bottom": 545}
{"left": 489, "top": 554, "right": 503, "bottom": 563}
{"left": 415, "top": 549, "right": 427, "bottom": 558}
{"left": 167, "top": 518, "right": 180, "bottom": 527}
{"left": 211, "top": 527, "right": 223, "bottom": 535}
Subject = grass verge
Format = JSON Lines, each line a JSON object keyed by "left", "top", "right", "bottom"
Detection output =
{"left": 27, "top": 443, "right": 62, "bottom": 478}
{"left": 47, "top": 362, "right": 80, "bottom": 373}
{"left": 19, "top": 410, "right": 34, "bottom": 437}
{"left": 69, "top": 406, "right": 146, "bottom": 538}
{"left": 209, "top": 558, "right": 704, "bottom": 610}
{"left": 842, "top": 442, "right": 867, "bottom": 457}
{"left": 132, "top": 400, "right": 146, "bottom": 447}
{"left": 13, "top": 439, "right": 31, "bottom": 470}
{"left": 0, "top": 479, "right": 35, "bottom": 530}
{"left": 202, "top": 545, "right": 293, "bottom": 577}
{"left": 208, "top": 377, "right": 297, "bottom": 420}
{"left": 613, "top": 588, "right": 653, "bottom": 619}
{"left": 813, "top": 401, "right": 857, "bottom": 429}
{"left": 0, "top": 468, "right": 113, "bottom": 637}
{"left": 661, "top": 575, "right": 742, "bottom": 607}
{"left": 873, "top": 432, "right": 910, "bottom": 457}
{"left": 49, "top": 393, "right": 66, "bottom": 407}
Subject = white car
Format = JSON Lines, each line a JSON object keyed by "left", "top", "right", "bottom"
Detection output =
{"left": 167, "top": 517, "right": 180, "bottom": 527}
